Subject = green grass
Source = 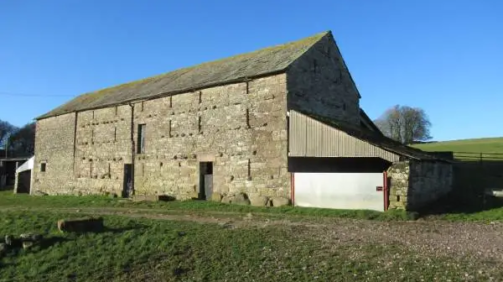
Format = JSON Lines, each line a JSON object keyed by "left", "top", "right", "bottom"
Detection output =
{"left": 1, "top": 210, "right": 501, "bottom": 282}
{"left": 413, "top": 137, "right": 503, "bottom": 160}
{"left": 5, "top": 190, "right": 503, "bottom": 221}
{"left": 0, "top": 191, "right": 413, "bottom": 221}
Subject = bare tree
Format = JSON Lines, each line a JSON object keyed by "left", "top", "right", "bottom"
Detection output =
{"left": 374, "top": 105, "right": 432, "bottom": 144}
{"left": 9, "top": 122, "right": 36, "bottom": 156}
{"left": 0, "top": 119, "right": 17, "bottom": 150}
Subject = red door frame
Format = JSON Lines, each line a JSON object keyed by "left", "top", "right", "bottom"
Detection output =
{"left": 290, "top": 173, "right": 295, "bottom": 206}
{"left": 383, "top": 171, "right": 389, "bottom": 211}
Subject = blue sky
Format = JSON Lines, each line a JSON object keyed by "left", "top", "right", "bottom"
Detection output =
{"left": 1, "top": 0, "right": 502, "bottom": 141}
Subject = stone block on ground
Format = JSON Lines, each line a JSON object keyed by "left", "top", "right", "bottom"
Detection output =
{"left": 131, "top": 195, "right": 175, "bottom": 202}
{"left": 211, "top": 192, "right": 223, "bottom": 202}
{"left": 32, "top": 190, "right": 47, "bottom": 196}
{"left": 232, "top": 193, "right": 250, "bottom": 206}
{"left": 248, "top": 195, "right": 269, "bottom": 207}
{"left": 221, "top": 195, "right": 232, "bottom": 204}
{"left": 271, "top": 197, "right": 291, "bottom": 207}
{"left": 19, "top": 233, "right": 43, "bottom": 242}
{"left": 22, "top": 241, "right": 34, "bottom": 250}
{"left": 57, "top": 217, "right": 104, "bottom": 233}
{"left": 221, "top": 193, "right": 250, "bottom": 206}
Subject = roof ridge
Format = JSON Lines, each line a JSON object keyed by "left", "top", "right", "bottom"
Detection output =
{"left": 37, "top": 30, "right": 330, "bottom": 120}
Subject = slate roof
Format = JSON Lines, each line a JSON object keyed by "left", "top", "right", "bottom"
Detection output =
{"left": 37, "top": 31, "right": 331, "bottom": 120}
{"left": 304, "top": 111, "right": 449, "bottom": 162}
{"left": 359, "top": 109, "right": 383, "bottom": 135}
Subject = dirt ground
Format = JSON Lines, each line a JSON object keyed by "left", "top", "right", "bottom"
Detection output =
{"left": 5, "top": 206, "right": 503, "bottom": 265}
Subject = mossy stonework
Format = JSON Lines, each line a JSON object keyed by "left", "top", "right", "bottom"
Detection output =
{"left": 33, "top": 75, "right": 292, "bottom": 199}
{"left": 287, "top": 32, "right": 361, "bottom": 126}
{"left": 32, "top": 31, "right": 451, "bottom": 209}
{"left": 32, "top": 31, "right": 363, "bottom": 201}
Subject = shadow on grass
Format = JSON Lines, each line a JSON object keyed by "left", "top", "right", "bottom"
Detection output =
{"left": 417, "top": 159, "right": 503, "bottom": 218}
{"left": 38, "top": 236, "right": 72, "bottom": 251}
{"left": 61, "top": 222, "right": 147, "bottom": 235}
{"left": 101, "top": 223, "right": 147, "bottom": 234}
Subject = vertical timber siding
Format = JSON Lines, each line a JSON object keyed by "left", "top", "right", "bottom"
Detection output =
{"left": 289, "top": 111, "right": 399, "bottom": 162}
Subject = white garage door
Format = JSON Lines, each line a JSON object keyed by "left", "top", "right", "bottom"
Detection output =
{"left": 294, "top": 173, "right": 385, "bottom": 211}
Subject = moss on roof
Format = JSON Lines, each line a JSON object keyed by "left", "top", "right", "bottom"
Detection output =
{"left": 37, "top": 31, "right": 331, "bottom": 119}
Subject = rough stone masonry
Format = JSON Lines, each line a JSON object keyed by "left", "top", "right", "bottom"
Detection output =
{"left": 32, "top": 31, "right": 362, "bottom": 204}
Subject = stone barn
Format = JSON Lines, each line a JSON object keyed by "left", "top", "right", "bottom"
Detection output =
{"left": 32, "top": 31, "right": 452, "bottom": 211}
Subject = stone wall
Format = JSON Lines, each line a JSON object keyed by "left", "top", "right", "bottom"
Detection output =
{"left": 73, "top": 105, "right": 133, "bottom": 196}
{"left": 387, "top": 161, "right": 410, "bottom": 210}
{"left": 33, "top": 74, "right": 290, "bottom": 200}
{"left": 32, "top": 113, "right": 76, "bottom": 194}
{"left": 387, "top": 160, "right": 453, "bottom": 211}
{"left": 408, "top": 160, "right": 453, "bottom": 210}
{"left": 286, "top": 32, "right": 360, "bottom": 126}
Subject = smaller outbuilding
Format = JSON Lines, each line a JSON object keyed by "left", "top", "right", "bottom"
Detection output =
{"left": 0, "top": 157, "right": 30, "bottom": 190}
{"left": 14, "top": 157, "right": 34, "bottom": 194}
{"left": 288, "top": 110, "right": 453, "bottom": 212}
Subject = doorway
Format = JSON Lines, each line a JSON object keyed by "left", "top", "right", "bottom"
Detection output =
{"left": 16, "top": 170, "right": 31, "bottom": 194}
{"left": 199, "top": 162, "right": 213, "bottom": 200}
{"left": 123, "top": 164, "right": 133, "bottom": 198}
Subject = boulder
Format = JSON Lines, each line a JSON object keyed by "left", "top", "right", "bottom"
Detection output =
{"left": 271, "top": 197, "right": 291, "bottom": 207}
{"left": 32, "top": 190, "right": 48, "bottom": 196}
{"left": 211, "top": 193, "right": 223, "bottom": 202}
{"left": 189, "top": 192, "right": 199, "bottom": 199}
{"left": 22, "top": 241, "right": 34, "bottom": 250}
{"left": 4, "top": 235, "right": 21, "bottom": 248}
{"left": 131, "top": 195, "right": 174, "bottom": 202}
{"left": 231, "top": 193, "right": 251, "bottom": 206}
{"left": 221, "top": 193, "right": 250, "bottom": 205}
{"left": 220, "top": 195, "right": 232, "bottom": 204}
{"left": 20, "top": 234, "right": 43, "bottom": 242}
{"left": 248, "top": 195, "right": 269, "bottom": 207}
{"left": 57, "top": 217, "right": 104, "bottom": 233}
{"left": 4, "top": 235, "right": 13, "bottom": 246}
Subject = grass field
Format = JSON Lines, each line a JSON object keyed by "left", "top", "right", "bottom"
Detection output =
{"left": 413, "top": 137, "right": 503, "bottom": 160}
{"left": 2, "top": 192, "right": 503, "bottom": 281}
{"left": 1, "top": 210, "right": 502, "bottom": 282}
{"left": 4, "top": 190, "right": 503, "bottom": 221}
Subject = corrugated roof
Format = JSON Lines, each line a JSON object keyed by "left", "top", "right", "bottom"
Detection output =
{"left": 37, "top": 31, "right": 331, "bottom": 120}
{"left": 299, "top": 110, "right": 450, "bottom": 162}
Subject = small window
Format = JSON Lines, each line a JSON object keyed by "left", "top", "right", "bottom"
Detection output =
{"left": 313, "top": 60, "right": 318, "bottom": 73}
{"left": 40, "top": 163, "right": 46, "bottom": 172}
{"left": 137, "top": 124, "right": 146, "bottom": 154}
{"left": 342, "top": 103, "right": 346, "bottom": 111}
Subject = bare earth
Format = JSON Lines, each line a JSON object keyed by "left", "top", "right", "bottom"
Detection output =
{"left": 5, "top": 206, "right": 503, "bottom": 265}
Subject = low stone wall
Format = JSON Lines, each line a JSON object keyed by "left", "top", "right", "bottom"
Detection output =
{"left": 408, "top": 160, "right": 453, "bottom": 210}
{"left": 387, "top": 160, "right": 453, "bottom": 211}
{"left": 387, "top": 162, "right": 410, "bottom": 210}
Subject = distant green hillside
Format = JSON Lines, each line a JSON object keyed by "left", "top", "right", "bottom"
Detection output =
{"left": 412, "top": 137, "right": 503, "bottom": 160}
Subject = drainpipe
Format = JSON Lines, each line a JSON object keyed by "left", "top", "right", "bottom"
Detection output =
{"left": 128, "top": 102, "right": 135, "bottom": 196}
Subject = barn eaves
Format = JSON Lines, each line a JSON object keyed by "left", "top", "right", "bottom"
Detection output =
{"left": 36, "top": 31, "right": 331, "bottom": 120}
